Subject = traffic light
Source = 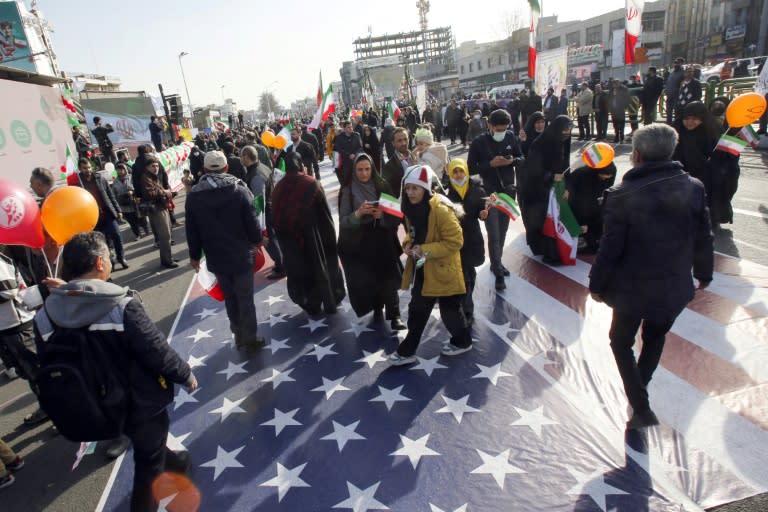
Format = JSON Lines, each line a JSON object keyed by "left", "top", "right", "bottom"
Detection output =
{"left": 167, "top": 95, "right": 183, "bottom": 124}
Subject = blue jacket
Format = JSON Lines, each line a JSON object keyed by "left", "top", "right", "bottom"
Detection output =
{"left": 589, "top": 160, "right": 714, "bottom": 322}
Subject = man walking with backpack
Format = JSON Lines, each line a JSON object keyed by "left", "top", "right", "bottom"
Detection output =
{"left": 33, "top": 232, "right": 198, "bottom": 511}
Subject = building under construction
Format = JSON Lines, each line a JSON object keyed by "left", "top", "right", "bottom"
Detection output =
{"left": 353, "top": 26, "right": 456, "bottom": 77}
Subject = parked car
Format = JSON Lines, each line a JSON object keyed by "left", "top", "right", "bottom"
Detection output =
{"left": 702, "top": 56, "right": 767, "bottom": 84}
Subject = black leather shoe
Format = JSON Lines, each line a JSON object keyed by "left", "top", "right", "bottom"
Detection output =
{"left": 105, "top": 435, "right": 131, "bottom": 459}
{"left": 266, "top": 270, "right": 286, "bottom": 280}
{"left": 501, "top": 266, "right": 511, "bottom": 276}
{"left": 162, "top": 261, "right": 180, "bottom": 269}
{"left": 119, "top": 260, "right": 129, "bottom": 270}
{"left": 626, "top": 410, "right": 659, "bottom": 429}
{"left": 495, "top": 276, "right": 506, "bottom": 291}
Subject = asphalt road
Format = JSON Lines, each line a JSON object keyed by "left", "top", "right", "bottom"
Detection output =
{"left": 0, "top": 135, "right": 766, "bottom": 511}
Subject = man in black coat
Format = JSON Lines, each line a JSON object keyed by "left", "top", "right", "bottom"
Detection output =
{"left": 381, "top": 127, "right": 415, "bottom": 199}
{"left": 641, "top": 67, "right": 665, "bottom": 125}
{"left": 444, "top": 100, "right": 462, "bottom": 144}
{"left": 333, "top": 120, "right": 363, "bottom": 184}
{"left": 288, "top": 126, "right": 319, "bottom": 179}
{"left": 75, "top": 158, "right": 128, "bottom": 269}
{"left": 149, "top": 116, "right": 163, "bottom": 152}
{"left": 506, "top": 93, "right": 522, "bottom": 134}
{"left": 300, "top": 124, "right": 323, "bottom": 163}
{"left": 186, "top": 151, "right": 264, "bottom": 351}
{"left": 467, "top": 109, "right": 523, "bottom": 291}
{"left": 221, "top": 141, "right": 246, "bottom": 180}
{"left": 589, "top": 123, "right": 714, "bottom": 429}
{"left": 90, "top": 116, "right": 116, "bottom": 164}
{"left": 34, "top": 232, "right": 196, "bottom": 510}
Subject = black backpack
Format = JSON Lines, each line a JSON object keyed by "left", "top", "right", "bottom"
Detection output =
{"left": 35, "top": 310, "right": 129, "bottom": 442}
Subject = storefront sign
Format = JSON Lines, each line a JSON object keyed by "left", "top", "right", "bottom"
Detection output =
{"left": 567, "top": 45, "right": 604, "bottom": 65}
{"left": 725, "top": 24, "right": 746, "bottom": 41}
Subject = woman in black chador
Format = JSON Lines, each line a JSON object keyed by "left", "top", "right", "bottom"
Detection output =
{"left": 518, "top": 115, "right": 573, "bottom": 263}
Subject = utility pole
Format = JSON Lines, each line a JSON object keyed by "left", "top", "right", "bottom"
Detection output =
{"left": 759, "top": 0, "right": 768, "bottom": 55}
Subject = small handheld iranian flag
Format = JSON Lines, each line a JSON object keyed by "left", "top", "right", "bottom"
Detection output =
{"left": 715, "top": 134, "right": 748, "bottom": 156}
{"left": 197, "top": 257, "right": 224, "bottom": 301}
{"left": 60, "top": 144, "right": 77, "bottom": 180}
{"left": 737, "top": 125, "right": 759, "bottom": 148}
{"left": 541, "top": 181, "right": 581, "bottom": 265}
{"left": 378, "top": 193, "right": 404, "bottom": 218}
{"left": 388, "top": 99, "right": 401, "bottom": 123}
{"left": 490, "top": 192, "right": 521, "bottom": 220}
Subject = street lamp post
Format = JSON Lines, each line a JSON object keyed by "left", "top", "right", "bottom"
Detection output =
{"left": 178, "top": 52, "right": 193, "bottom": 119}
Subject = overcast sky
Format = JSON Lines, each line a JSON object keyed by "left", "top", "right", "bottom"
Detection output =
{"left": 38, "top": 0, "right": 625, "bottom": 109}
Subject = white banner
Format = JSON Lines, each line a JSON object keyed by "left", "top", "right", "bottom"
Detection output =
{"left": 535, "top": 48, "right": 569, "bottom": 97}
{"left": 756, "top": 60, "right": 768, "bottom": 96}
{"left": 0, "top": 79, "right": 74, "bottom": 188}
{"left": 611, "top": 29, "right": 625, "bottom": 68}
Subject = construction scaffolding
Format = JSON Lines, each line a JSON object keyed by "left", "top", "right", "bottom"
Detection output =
{"left": 353, "top": 26, "right": 456, "bottom": 73}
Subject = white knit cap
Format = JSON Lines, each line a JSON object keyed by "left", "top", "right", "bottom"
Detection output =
{"left": 402, "top": 164, "right": 436, "bottom": 194}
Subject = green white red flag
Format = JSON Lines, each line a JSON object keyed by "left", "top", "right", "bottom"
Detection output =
{"left": 541, "top": 181, "right": 581, "bottom": 265}
{"left": 60, "top": 144, "right": 76, "bottom": 179}
{"left": 378, "top": 193, "right": 404, "bottom": 218}
{"left": 490, "top": 192, "right": 521, "bottom": 220}
{"left": 528, "top": 0, "right": 541, "bottom": 79}
{"left": 309, "top": 85, "right": 336, "bottom": 130}
{"left": 388, "top": 99, "right": 401, "bottom": 123}
{"left": 737, "top": 125, "right": 759, "bottom": 148}
{"left": 624, "top": 0, "right": 645, "bottom": 64}
{"left": 317, "top": 71, "right": 323, "bottom": 108}
{"left": 715, "top": 134, "right": 748, "bottom": 156}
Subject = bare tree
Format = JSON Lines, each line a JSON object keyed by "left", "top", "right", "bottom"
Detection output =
{"left": 494, "top": 8, "right": 526, "bottom": 40}
{"left": 259, "top": 91, "right": 281, "bottom": 115}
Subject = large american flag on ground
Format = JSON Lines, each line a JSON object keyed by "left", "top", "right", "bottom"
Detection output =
{"left": 98, "top": 161, "right": 768, "bottom": 511}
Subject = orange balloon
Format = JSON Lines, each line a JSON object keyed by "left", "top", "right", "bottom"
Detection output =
{"left": 261, "top": 130, "right": 276, "bottom": 148}
{"left": 151, "top": 472, "right": 201, "bottom": 512}
{"left": 274, "top": 134, "right": 289, "bottom": 150}
{"left": 725, "top": 92, "right": 767, "bottom": 128}
{"left": 41, "top": 186, "right": 99, "bottom": 245}
{"left": 581, "top": 142, "right": 615, "bottom": 169}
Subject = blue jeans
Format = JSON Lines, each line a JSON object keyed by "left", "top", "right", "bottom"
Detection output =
{"left": 485, "top": 207, "right": 510, "bottom": 277}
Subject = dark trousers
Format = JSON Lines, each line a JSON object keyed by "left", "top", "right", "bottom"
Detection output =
{"left": 397, "top": 273, "right": 471, "bottom": 357}
{"left": 759, "top": 93, "right": 768, "bottom": 133}
{"left": 608, "top": 310, "right": 674, "bottom": 414}
{"left": 125, "top": 411, "right": 185, "bottom": 512}
{"left": 595, "top": 112, "right": 609, "bottom": 139}
{"left": 216, "top": 269, "right": 258, "bottom": 341}
{"left": 447, "top": 124, "right": 457, "bottom": 143}
{"left": 96, "top": 216, "right": 125, "bottom": 261}
{"left": 665, "top": 96, "right": 677, "bottom": 124}
{"left": 642, "top": 101, "right": 657, "bottom": 125}
{"left": 577, "top": 115, "right": 591, "bottom": 139}
{"left": 0, "top": 322, "right": 38, "bottom": 384}
{"left": 152, "top": 139, "right": 162, "bottom": 153}
{"left": 124, "top": 211, "right": 149, "bottom": 238}
{"left": 611, "top": 116, "right": 626, "bottom": 141}
{"left": 265, "top": 208, "right": 284, "bottom": 273}
{"left": 486, "top": 207, "right": 510, "bottom": 277}
{"left": 462, "top": 261, "right": 476, "bottom": 318}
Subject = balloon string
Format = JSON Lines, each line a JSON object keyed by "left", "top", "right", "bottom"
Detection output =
{"left": 54, "top": 246, "right": 63, "bottom": 279}
{"left": 41, "top": 249, "right": 53, "bottom": 278}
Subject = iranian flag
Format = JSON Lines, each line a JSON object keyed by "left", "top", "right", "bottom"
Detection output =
{"left": 624, "top": 0, "right": 645, "bottom": 64}
{"left": 378, "top": 193, "right": 404, "bottom": 219}
{"left": 737, "top": 125, "right": 760, "bottom": 148}
{"left": 316, "top": 71, "right": 323, "bottom": 107}
{"left": 490, "top": 192, "right": 521, "bottom": 220}
{"left": 276, "top": 121, "right": 294, "bottom": 146}
{"left": 541, "top": 181, "right": 581, "bottom": 265}
{"left": 715, "top": 134, "right": 748, "bottom": 156}
{"left": 197, "top": 258, "right": 224, "bottom": 301}
{"left": 528, "top": 0, "right": 541, "bottom": 79}
{"left": 388, "top": 99, "right": 401, "bottom": 123}
{"left": 309, "top": 85, "right": 336, "bottom": 129}
{"left": 60, "top": 144, "right": 77, "bottom": 180}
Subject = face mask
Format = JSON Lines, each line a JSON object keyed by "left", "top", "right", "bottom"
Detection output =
{"left": 450, "top": 176, "right": 468, "bottom": 187}
{"left": 474, "top": 115, "right": 481, "bottom": 120}
{"left": 492, "top": 131, "right": 506, "bottom": 142}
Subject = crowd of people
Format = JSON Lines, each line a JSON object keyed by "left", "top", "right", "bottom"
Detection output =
{"left": 2, "top": 53, "right": 761, "bottom": 508}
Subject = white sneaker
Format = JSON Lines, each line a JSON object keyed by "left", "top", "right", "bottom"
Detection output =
{"left": 388, "top": 353, "right": 417, "bottom": 366}
{"left": 441, "top": 343, "right": 473, "bottom": 356}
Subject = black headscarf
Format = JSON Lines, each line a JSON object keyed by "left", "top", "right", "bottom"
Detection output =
{"left": 673, "top": 101, "right": 720, "bottom": 179}
{"left": 522, "top": 111, "right": 545, "bottom": 155}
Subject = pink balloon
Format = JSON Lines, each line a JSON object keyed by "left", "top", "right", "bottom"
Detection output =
{"left": 0, "top": 179, "right": 45, "bottom": 248}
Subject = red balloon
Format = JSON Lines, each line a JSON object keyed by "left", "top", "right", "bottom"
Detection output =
{"left": 0, "top": 179, "right": 45, "bottom": 248}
